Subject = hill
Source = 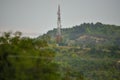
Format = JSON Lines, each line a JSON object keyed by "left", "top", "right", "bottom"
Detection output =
{"left": 39, "top": 22, "right": 120, "bottom": 80}
{"left": 41, "top": 22, "right": 120, "bottom": 47}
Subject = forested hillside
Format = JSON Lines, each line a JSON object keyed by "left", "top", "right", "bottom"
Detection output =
{"left": 0, "top": 22, "right": 120, "bottom": 80}
{"left": 44, "top": 22, "right": 120, "bottom": 47}
{"left": 37, "top": 22, "right": 120, "bottom": 80}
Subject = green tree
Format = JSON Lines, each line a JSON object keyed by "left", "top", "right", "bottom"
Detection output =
{"left": 0, "top": 32, "right": 61, "bottom": 80}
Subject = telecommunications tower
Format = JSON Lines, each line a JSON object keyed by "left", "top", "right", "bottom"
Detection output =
{"left": 56, "top": 4, "right": 62, "bottom": 44}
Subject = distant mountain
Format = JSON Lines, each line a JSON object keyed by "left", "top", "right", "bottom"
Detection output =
{"left": 38, "top": 22, "right": 120, "bottom": 47}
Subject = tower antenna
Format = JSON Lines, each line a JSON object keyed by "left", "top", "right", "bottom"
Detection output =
{"left": 56, "top": 4, "right": 62, "bottom": 45}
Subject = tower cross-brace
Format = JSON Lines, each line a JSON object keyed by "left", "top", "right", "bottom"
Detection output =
{"left": 56, "top": 4, "right": 62, "bottom": 44}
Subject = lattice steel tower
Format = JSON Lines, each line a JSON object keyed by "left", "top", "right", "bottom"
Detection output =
{"left": 56, "top": 4, "right": 62, "bottom": 44}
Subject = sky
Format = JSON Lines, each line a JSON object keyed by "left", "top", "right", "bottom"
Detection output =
{"left": 0, "top": 0, "right": 120, "bottom": 37}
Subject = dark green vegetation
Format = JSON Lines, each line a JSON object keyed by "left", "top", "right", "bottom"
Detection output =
{"left": 0, "top": 22, "right": 120, "bottom": 80}
{"left": 53, "top": 46, "right": 120, "bottom": 80}
{"left": 0, "top": 32, "right": 61, "bottom": 80}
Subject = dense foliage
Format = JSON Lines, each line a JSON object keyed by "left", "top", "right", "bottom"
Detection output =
{"left": 0, "top": 32, "right": 61, "bottom": 80}
{"left": 53, "top": 46, "right": 120, "bottom": 80}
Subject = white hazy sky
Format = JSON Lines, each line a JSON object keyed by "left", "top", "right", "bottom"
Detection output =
{"left": 0, "top": 0, "right": 120, "bottom": 37}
